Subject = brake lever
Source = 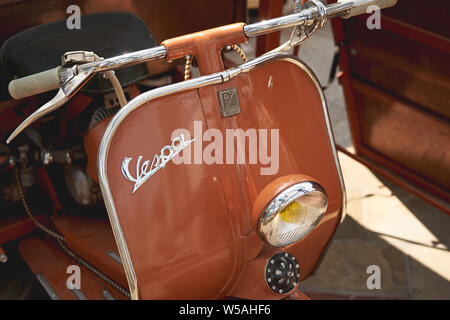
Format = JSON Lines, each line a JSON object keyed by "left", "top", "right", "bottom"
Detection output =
{"left": 7, "top": 54, "right": 97, "bottom": 144}
{"left": 7, "top": 89, "right": 68, "bottom": 144}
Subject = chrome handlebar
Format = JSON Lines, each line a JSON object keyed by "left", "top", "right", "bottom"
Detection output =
{"left": 6, "top": 0, "right": 397, "bottom": 143}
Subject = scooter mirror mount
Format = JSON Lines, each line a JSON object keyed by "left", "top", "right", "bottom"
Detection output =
{"left": 268, "top": 0, "right": 327, "bottom": 54}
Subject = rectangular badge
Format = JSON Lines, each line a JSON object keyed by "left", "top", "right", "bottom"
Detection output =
{"left": 217, "top": 87, "right": 241, "bottom": 117}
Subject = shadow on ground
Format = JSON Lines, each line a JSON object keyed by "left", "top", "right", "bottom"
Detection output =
{"left": 301, "top": 162, "right": 450, "bottom": 300}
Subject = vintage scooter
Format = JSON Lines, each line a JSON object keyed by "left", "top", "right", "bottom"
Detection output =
{"left": 3, "top": 0, "right": 397, "bottom": 300}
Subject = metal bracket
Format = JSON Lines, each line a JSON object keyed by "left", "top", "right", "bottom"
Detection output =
{"left": 62, "top": 51, "right": 97, "bottom": 67}
{"left": 289, "top": 0, "right": 328, "bottom": 47}
{"left": 267, "top": 0, "right": 328, "bottom": 54}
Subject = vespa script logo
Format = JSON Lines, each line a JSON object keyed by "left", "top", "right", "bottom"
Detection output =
{"left": 121, "top": 134, "right": 194, "bottom": 193}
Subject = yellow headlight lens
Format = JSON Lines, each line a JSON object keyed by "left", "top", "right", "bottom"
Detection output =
{"left": 279, "top": 201, "right": 302, "bottom": 223}
{"left": 258, "top": 181, "right": 328, "bottom": 248}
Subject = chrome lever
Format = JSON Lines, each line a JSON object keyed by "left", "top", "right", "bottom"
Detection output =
{"left": 7, "top": 89, "right": 68, "bottom": 144}
{"left": 292, "top": 0, "right": 327, "bottom": 45}
{"left": 7, "top": 66, "right": 95, "bottom": 144}
{"left": 268, "top": 0, "right": 327, "bottom": 54}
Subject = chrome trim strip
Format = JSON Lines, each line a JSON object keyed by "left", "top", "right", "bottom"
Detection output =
{"left": 71, "top": 289, "right": 88, "bottom": 300}
{"left": 283, "top": 57, "right": 347, "bottom": 222}
{"left": 326, "top": 2, "right": 353, "bottom": 19}
{"left": 98, "top": 73, "right": 223, "bottom": 300}
{"left": 227, "top": 54, "right": 346, "bottom": 221}
{"left": 106, "top": 250, "right": 123, "bottom": 265}
{"left": 102, "top": 289, "right": 115, "bottom": 300}
{"left": 78, "top": 45, "right": 167, "bottom": 74}
{"left": 243, "top": 0, "right": 352, "bottom": 38}
{"left": 98, "top": 52, "right": 347, "bottom": 299}
{"left": 244, "top": 8, "right": 313, "bottom": 37}
{"left": 35, "top": 273, "right": 59, "bottom": 300}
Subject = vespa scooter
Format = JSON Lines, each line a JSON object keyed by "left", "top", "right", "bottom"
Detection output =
{"left": 3, "top": 0, "right": 398, "bottom": 300}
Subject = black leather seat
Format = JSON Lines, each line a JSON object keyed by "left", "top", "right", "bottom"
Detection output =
{"left": 0, "top": 12, "right": 156, "bottom": 101}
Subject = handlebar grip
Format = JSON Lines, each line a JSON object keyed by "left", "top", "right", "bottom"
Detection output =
{"left": 8, "top": 67, "right": 61, "bottom": 100}
{"left": 337, "top": 0, "right": 398, "bottom": 19}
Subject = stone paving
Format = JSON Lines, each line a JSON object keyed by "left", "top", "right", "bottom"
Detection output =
{"left": 302, "top": 149, "right": 450, "bottom": 299}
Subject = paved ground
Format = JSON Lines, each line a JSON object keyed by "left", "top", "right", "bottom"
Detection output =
{"left": 302, "top": 149, "right": 450, "bottom": 300}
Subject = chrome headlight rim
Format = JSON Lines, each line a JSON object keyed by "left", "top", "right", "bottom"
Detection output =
{"left": 257, "top": 180, "right": 328, "bottom": 248}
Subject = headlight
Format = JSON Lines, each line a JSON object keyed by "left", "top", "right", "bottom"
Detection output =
{"left": 257, "top": 181, "right": 327, "bottom": 248}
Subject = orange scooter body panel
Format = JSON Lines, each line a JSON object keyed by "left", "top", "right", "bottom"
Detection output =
{"left": 101, "top": 56, "right": 344, "bottom": 299}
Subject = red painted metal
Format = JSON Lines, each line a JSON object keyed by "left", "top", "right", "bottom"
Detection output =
{"left": 378, "top": 15, "right": 450, "bottom": 54}
{"left": 19, "top": 236, "right": 128, "bottom": 300}
{"left": 102, "top": 57, "right": 343, "bottom": 299}
{"left": 0, "top": 214, "right": 48, "bottom": 244}
{"left": 35, "top": 167, "right": 63, "bottom": 215}
{"left": 255, "top": 0, "right": 284, "bottom": 56}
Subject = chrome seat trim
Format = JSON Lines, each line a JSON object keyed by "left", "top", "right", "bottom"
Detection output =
{"left": 35, "top": 273, "right": 59, "bottom": 300}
